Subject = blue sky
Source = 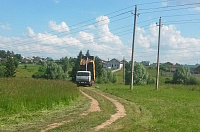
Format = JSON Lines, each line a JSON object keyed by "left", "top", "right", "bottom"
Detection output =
{"left": 0, "top": 0, "right": 200, "bottom": 64}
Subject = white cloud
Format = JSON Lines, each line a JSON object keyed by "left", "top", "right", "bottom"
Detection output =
{"left": 1, "top": 16, "right": 199, "bottom": 64}
{"left": 48, "top": 20, "right": 69, "bottom": 33}
{"left": 87, "top": 25, "right": 95, "bottom": 29}
{"left": 54, "top": 0, "right": 60, "bottom": 4}
{"left": 27, "top": 27, "right": 35, "bottom": 37}
{"left": 0, "top": 24, "right": 11, "bottom": 30}
{"left": 77, "top": 31, "right": 94, "bottom": 42}
{"left": 95, "top": 16, "right": 123, "bottom": 46}
{"left": 193, "top": 7, "right": 200, "bottom": 11}
{"left": 134, "top": 23, "right": 200, "bottom": 64}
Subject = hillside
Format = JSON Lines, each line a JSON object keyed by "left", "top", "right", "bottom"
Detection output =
{"left": 15, "top": 64, "right": 40, "bottom": 78}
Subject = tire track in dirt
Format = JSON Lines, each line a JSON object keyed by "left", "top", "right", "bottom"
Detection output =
{"left": 85, "top": 88, "right": 126, "bottom": 131}
{"left": 40, "top": 90, "right": 101, "bottom": 132}
{"left": 80, "top": 90, "right": 101, "bottom": 115}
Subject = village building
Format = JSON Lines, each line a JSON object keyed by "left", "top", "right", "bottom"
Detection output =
{"left": 194, "top": 66, "right": 200, "bottom": 74}
{"left": 103, "top": 58, "right": 123, "bottom": 69}
{"left": 141, "top": 61, "right": 150, "bottom": 66}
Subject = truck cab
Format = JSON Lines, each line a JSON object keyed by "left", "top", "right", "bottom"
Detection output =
{"left": 76, "top": 71, "right": 92, "bottom": 86}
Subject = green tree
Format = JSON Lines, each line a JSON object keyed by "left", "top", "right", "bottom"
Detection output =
{"left": 0, "top": 66, "right": 6, "bottom": 77}
{"left": 71, "top": 51, "right": 83, "bottom": 81}
{"left": 0, "top": 50, "right": 6, "bottom": 58}
{"left": 96, "top": 69, "right": 116, "bottom": 84}
{"left": 160, "top": 64, "right": 171, "bottom": 72}
{"left": 60, "top": 56, "right": 69, "bottom": 73}
{"left": 32, "top": 66, "right": 46, "bottom": 79}
{"left": 85, "top": 50, "right": 90, "bottom": 57}
{"left": 6, "top": 56, "right": 16, "bottom": 77}
{"left": 125, "top": 62, "right": 155, "bottom": 85}
{"left": 95, "top": 56, "right": 103, "bottom": 78}
{"left": 14, "top": 54, "right": 22, "bottom": 61}
{"left": 24, "top": 64, "right": 27, "bottom": 69}
{"left": 45, "top": 61, "right": 67, "bottom": 79}
{"left": 172, "top": 66, "right": 191, "bottom": 84}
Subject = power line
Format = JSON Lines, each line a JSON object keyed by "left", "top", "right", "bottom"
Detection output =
{"left": 2, "top": 16, "right": 160, "bottom": 49}
{"left": 2, "top": 14, "right": 133, "bottom": 47}
{"left": 1, "top": 0, "right": 178, "bottom": 46}
{"left": 139, "top": 2, "right": 200, "bottom": 11}
{"left": 140, "top": 6, "right": 199, "bottom": 15}
{"left": 162, "top": 13, "right": 200, "bottom": 18}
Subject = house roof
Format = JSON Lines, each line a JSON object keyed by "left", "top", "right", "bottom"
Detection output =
{"left": 141, "top": 61, "right": 150, "bottom": 63}
{"left": 110, "top": 58, "right": 123, "bottom": 64}
{"left": 182, "top": 65, "right": 199, "bottom": 69}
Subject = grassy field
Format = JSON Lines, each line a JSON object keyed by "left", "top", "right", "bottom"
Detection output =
{"left": 95, "top": 83, "right": 200, "bottom": 131}
{"left": 15, "top": 64, "right": 40, "bottom": 78}
{"left": 90, "top": 68, "right": 200, "bottom": 131}
{"left": 0, "top": 78, "right": 79, "bottom": 128}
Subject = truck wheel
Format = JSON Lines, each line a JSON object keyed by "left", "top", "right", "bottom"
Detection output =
{"left": 77, "top": 84, "right": 79, "bottom": 87}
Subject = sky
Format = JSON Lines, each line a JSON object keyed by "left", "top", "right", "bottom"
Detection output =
{"left": 0, "top": 0, "right": 200, "bottom": 64}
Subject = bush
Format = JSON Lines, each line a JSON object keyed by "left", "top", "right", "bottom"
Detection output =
{"left": 125, "top": 62, "right": 155, "bottom": 85}
{"left": 165, "top": 78, "right": 172, "bottom": 84}
{"left": 147, "top": 76, "right": 156, "bottom": 84}
{"left": 32, "top": 62, "right": 68, "bottom": 80}
{"left": 32, "top": 67, "right": 46, "bottom": 79}
{"left": 96, "top": 69, "right": 116, "bottom": 84}
{"left": 189, "top": 77, "right": 200, "bottom": 85}
{"left": 0, "top": 66, "right": 6, "bottom": 77}
{"left": 172, "top": 67, "right": 191, "bottom": 85}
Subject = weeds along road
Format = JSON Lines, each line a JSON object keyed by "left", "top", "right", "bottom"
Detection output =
{"left": 41, "top": 87, "right": 126, "bottom": 132}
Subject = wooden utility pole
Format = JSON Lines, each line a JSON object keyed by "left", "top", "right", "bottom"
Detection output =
{"left": 130, "top": 5, "right": 138, "bottom": 90}
{"left": 123, "top": 57, "right": 125, "bottom": 85}
{"left": 156, "top": 17, "right": 162, "bottom": 90}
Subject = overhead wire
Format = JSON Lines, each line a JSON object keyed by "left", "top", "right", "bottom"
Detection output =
{"left": 1, "top": 0, "right": 177, "bottom": 45}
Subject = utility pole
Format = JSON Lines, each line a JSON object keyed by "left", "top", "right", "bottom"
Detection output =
{"left": 130, "top": 5, "right": 138, "bottom": 90}
{"left": 156, "top": 17, "right": 162, "bottom": 90}
{"left": 123, "top": 57, "right": 125, "bottom": 85}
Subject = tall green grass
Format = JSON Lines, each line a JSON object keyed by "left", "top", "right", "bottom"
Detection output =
{"left": 0, "top": 78, "right": 79, "bottom": 116}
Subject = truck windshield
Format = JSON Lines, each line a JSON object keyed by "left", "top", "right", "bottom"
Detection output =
{"left": 77, "top": 72, "right": 90, "bottom": 76}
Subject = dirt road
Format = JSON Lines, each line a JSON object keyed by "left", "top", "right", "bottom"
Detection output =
{"left": 87, "top": 88, "right": 126, "bottom": 131}
{"left": 41, "top": 87, "right": 126, "bottom": 131}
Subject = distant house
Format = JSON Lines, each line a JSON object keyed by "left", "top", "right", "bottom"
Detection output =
{"left": 46, "top": 57, "right": 53, "bottom": 61}
{"left": 165, "top": 62, "right": 174, "bottom": 66}
{"left": 150, "top": 63, "right": 157, "bottom": 67}
{"left": 103, "top": 58, "right": 123, "bottom": 69}
{"left": 194, "top": 66, "right": 200, "bottom": 74}
{"left": 183, "top": 64, "right": 200, "bottom": 73}
{"left": 183, "top": 64, "right": 199, "bottom": 70}
{"left": 171, "top": 65, "right": 181, "bottom": 72}
{"left": 102, "top": 60, "right": 108, "bottom": 68}
{"left": 141, "top": 61, "right": 150, "bottom": 66}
